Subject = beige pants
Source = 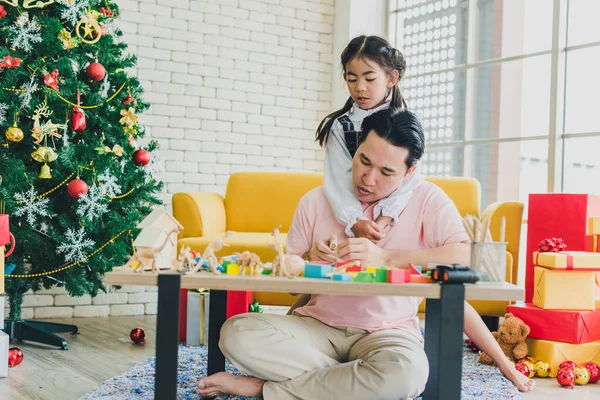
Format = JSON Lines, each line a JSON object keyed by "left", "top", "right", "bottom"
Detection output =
{"left": 219, "top": 313, "right": 429, "bottom": 400}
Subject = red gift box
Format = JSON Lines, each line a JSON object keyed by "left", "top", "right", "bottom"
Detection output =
{"left": 508, "top": 303, "right": 600, "bottom": 344}
{"left": 526, "top": 194, "right": 600, "bottom": 302}
{"left": 0, "top": 214, "right": 9, "bottom": 247}
{"left": 587, "top": 235, "right": 599, "bottom": 252}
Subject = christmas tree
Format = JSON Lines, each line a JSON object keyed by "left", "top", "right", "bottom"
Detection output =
{"left": 0, "top": 1, "right": 163, "bottom": 321}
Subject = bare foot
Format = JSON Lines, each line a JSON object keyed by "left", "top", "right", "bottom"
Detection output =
{"left": 196, "top": 372, "right": 265, "bottom": 398}
{"left": 499, "top": 362, "right": 536, "bottom": 392}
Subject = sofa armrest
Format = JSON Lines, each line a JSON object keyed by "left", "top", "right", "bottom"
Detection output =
{"left": 172, "top": 192, "right": 227, "bottom": 238}
{"left": 482, "top": 201, "right": 524, "bottom": 284}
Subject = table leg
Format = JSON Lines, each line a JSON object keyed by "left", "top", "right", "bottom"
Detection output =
{"left": 207, "top": 289, "right": 228, "bottom": 376}
{"left": 155, "top": 274, "right": 181, "bottom": 400}
{"left": 422, "top": 284, "right": 465, "bottom": 400}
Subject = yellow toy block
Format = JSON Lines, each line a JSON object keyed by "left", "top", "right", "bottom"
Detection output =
{"left": 226, "top": 263, "right": 241, "bottom": 275}
{"left": 366, "top": 267, "right": 377, "bottom": 274}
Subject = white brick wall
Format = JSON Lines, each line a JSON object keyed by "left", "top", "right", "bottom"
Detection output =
{"left": 10, "top": 0, "right": 334, "bottom": 318}
{"left": 121, "top": 0, "right": 332, "bottom": 205}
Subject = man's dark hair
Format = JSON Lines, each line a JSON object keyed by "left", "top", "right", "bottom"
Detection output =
{"left": 358, "top": 108, "right": 425, "bottom": 169}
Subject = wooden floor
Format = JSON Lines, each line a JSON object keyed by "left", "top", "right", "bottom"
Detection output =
{"left": 0, "top": 316, "right": 156, "bottom": 400}
{"left": 0, "top": 314, "right": 598, "bottom": 399}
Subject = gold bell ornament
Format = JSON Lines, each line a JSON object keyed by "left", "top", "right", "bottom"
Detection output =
{"left": 31, "top": 146, "right": 59, "bottom": 179}
{"left": 5, "top": 122, "right": 24, "bottom": 143}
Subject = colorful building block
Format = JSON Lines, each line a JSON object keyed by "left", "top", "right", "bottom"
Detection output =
{"left": 346, "top": 265, "right": 362, "bottom": 272}
{"left": 353, "top": 272, "right": 376, "bottom": 283}
{"left": 375, "top": 267, "right": 388, "bottom": 282}
{"left": 304, "top": 263, "right": 333, "bottom": 279}
{"left": 387, "top": 269, "right": 411, "bottom": 283}
{"left": 226, "top": 263, "right": 241, "bottom": 275}
{"left": 337, "top": 260, "right": 361, "bottom": 268}
{"left": 410, "top": 274, "right": 433, "bottom": 283}
{"left": 332, "top": 274, "right": 353, "bottom": 281}
{"left": 366, "top": 267, "right": 377, "bottom": 274}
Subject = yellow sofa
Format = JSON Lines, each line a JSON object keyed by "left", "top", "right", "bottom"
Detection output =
{"left": 173, "top": 171, "right": 523, "bottom": 318}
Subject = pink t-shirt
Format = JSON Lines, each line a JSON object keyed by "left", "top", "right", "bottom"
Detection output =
{"left": 287, "top": 182, "right": 470, "bottom": 341}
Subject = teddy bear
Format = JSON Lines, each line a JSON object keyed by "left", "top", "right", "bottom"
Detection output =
{"left": 477, "top": 313, "right": 530, "bottom": 365}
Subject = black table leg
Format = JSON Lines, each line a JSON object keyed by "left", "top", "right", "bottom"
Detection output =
{"left": 155, "top": 273, "right": 181, "bottom": 400}
{"left": 207, "top": 289, "right": 228, "bottom": 376}
{"left": 422, "top": 284, "right": 465, "bottom": 400}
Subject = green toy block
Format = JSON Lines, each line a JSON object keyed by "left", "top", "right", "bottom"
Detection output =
{"left": 375, "top": 268, "right": 388, "bottom": 282}
{"left": 353, "top": 272, "right": 376, "bottom": 283}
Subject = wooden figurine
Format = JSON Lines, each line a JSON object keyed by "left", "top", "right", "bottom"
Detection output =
{"left": 187, "top": 231, "right": 235, "bottom": 275}
{"left": 267, "top": 225, "right": 305, "bottom": 278}
{"left": 237, "top": 251, "right": 264, "bottom": 276}
{"left": 175, "top": 245, "right": 197, "bottom": 272}
{"left": 129, "top": 209, "right": 184, "bottom": 272}
{"left": 124, "top": 228, "right": 181, "bottom": 273}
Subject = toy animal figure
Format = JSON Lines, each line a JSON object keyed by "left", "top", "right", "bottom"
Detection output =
{"left": 187, "top": 231, "right": 235, "bottom": 274}
{"left": 175, "top": 245, "right": 196, "bottom": 272}
{"left": 267, "top": 226, "right": 305, "bottom": 278}
{"left": 237, "top": 251, "right": 264, "bottom": 276}
{"left": 122, "top": 228, "right": 180, "bottom": 273}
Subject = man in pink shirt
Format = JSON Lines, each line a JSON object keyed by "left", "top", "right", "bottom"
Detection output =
{"left": 197, "top": 109, "right": 535, "bottom": 399}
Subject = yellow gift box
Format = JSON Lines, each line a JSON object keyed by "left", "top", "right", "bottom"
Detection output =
{"left": 532, "top": 266, "right": 595, "bottom": 310}
{"left": 526, "top": 338, "right": 600, "bottom": 377}
{"left": 533, "top": 251, "right": 600, "bottom": 270}
{"left": 590, "top": 217, "right": 600, "bottom": 235}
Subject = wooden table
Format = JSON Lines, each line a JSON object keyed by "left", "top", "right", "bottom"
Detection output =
{"left": 104, "top": 270, "right": 524, "bottom": 400}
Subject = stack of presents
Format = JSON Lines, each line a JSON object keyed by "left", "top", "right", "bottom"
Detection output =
{"left": 508, "top": 194, "right": 600, "bottom": 377}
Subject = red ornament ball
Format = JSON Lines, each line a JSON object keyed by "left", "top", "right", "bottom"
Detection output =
{"left": 129, "top": 328, "right": 146, "bottom": 345}
{"left": 8, "top": 347, "right": 23, "bottom": 367}
{"left": 71, "top": 107, "right": 86, "bottom": 132}
{"left": 67, "top": 178, "right": 88, "bottom": 199}
{"left": 86, "top": 62, "right": 106, "bottom": 81}
{"left": 583, "top": 362, "right": 600, "bottom": 383}
{"left": 133, "top": 149, "right": 151, "bottom": 166}
{"left": 559, "top": 360, "right": 577, "bottom": 371}
{"left": 514, "top": 362, "right": 530, "bottom": 377}
{"left": 557, "top": 367, "right": 575, "bottom": 389}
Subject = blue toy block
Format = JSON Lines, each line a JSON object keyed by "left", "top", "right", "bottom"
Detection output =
{"left": 304, "top": 263, "right": 333, "bottom": 279}
{"left": 332, "top": 273, "right": 353, "bottom": 281}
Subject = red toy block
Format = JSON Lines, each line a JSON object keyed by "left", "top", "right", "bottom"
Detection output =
{"left": 337, "top": 260, "right": 361, "bottom": 268}
{"left": 508, "top": 303, "right": 600, "bottom": 344}
{"left": 386, "top": 269, "right": 410, "bottom": 283}
{"left": 526, "top": 194, "right": 600, "bottom": 302}
{"left": 346, "top": 265, "right": 362, "bottom": 272}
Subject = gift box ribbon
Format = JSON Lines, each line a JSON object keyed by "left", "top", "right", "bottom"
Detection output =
{"left": 535, "top": 251, "right": 574, "bottom": 270}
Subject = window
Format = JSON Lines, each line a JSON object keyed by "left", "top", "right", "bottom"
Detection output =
{"left": 388, "top": 0, "right": 600, "bottom": 209}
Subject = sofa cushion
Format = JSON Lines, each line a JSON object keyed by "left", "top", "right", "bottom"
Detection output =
{"left": 179, "top": 232, "right": 288, "bottom": 264}
{"left": 225, "top": 172, "right": 323, "bottom": 233}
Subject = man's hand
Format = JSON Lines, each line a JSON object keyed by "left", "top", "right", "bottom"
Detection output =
{"left": 307, "top": 238, "right": 338, "bottom": 263}
{"left": 351, "top": 219, "right": 384, "bottom": 242}
{"left": 337, "top": 237, "right": 389, "bottom": 266}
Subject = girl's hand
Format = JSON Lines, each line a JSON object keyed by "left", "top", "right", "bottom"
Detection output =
{"left": 351, "top": 219, "right": 384, "bottom": 242}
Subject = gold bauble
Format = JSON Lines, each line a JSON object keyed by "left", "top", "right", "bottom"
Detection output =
{"left": 5, "top": 122, "right": 24, "bottom": 143}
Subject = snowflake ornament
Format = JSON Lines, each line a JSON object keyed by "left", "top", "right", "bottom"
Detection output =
{"left": 8, "top": 14, "right": 43, "bottom": 53}
{"left": 76, "top": 185, "right": 109, "bottom": 221}
{"left": 0, "top": 103, "right": 8, "bottom": 126}
{"left": 57, "top": 0, "right": 90, "bottom": 26}
{"left": 98, "top": 171, "right": 122, "bottom": 197}
{"left": 147, "top": 149, "right": 165, "bottom": 182}
{"left": 19, "top": 75, "right": 38, "bottom": 110}
{"left": 13, "top": 187, "right": 50, "bottom": 226}
{"left": 56, "top": 227, "right": 95, "bottom": 263}
{"left": 99, "top": 74, "right": 110, "bottom": 99}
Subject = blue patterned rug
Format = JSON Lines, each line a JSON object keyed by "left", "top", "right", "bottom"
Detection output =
{"left": 82, "top": 346, "right": 522, "bottom": 399}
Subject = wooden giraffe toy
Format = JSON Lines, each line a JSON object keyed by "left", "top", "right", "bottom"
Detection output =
{"left": 187, "top": 231, "right": 235, "bottom": 274}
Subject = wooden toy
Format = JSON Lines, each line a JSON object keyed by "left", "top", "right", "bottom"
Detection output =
{"left": 187, "top": 231, "right": 235, "bottom": 275}
{"left": 267, "top": 226, "right": 305, "bottom": 278}
{"left": 237, "top": 251, "right": 264, "bottom": 276}
{"left": 226, "top": 263, "right": 241, "bottom": 275}
{"left": 305, "top": 263, "right": 333, "bottom": 279}
{"left": 332, "top": 274, "right": 353, "bottom": 281}
{"left": 410, "top": 274, "right": 434, "bottom": 283}
{"left": 386, "top": 269, "right": 410, "bottom": 283}
{"left": 354, "top": 272, "right": 376, "bottom": 283}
